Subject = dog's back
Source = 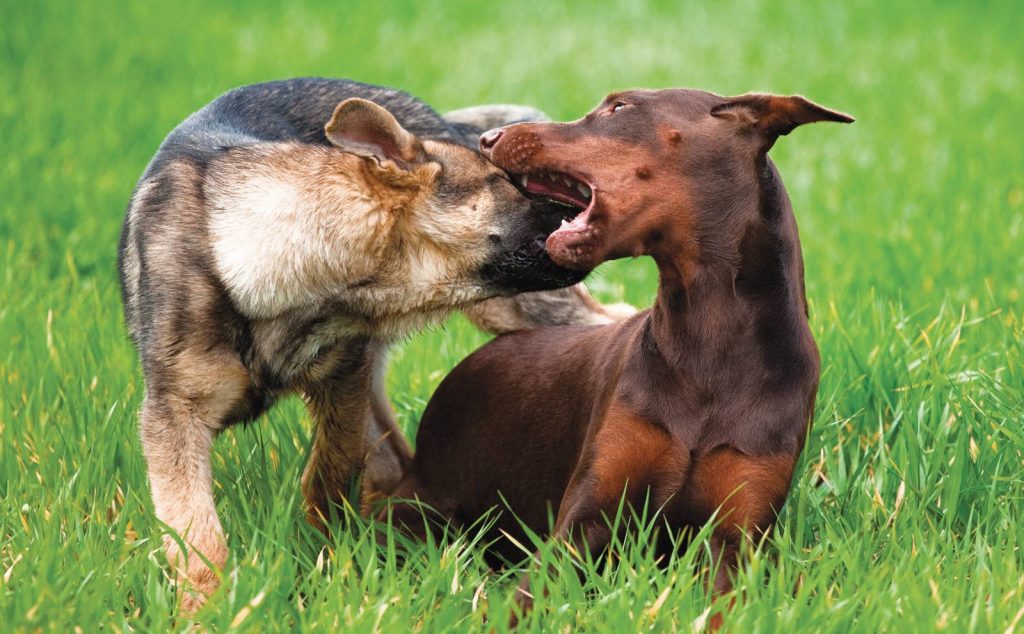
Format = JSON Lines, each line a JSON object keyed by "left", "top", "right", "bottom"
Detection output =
{"left": 147, "top": 78, "right": 470, "bottom": 175}
{"left": 118, "top": 78, "right": 473, "bottom": 339}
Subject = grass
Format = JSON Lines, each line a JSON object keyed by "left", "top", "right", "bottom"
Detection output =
{"left": 2, "top": 0, "right": 1023, "bottom": 631}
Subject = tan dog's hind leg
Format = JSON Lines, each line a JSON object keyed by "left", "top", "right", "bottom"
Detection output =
{"left": 362, "top": 345, "right": 412, "bottom": 512}
{"left": 140, "top": 348, "right": 248, "bottom": 613}
{"left": 142, "top": 400, "right": 226, "bottom": 613}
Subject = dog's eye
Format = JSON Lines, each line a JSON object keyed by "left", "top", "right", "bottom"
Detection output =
{"left": 611, "top": 102, "right": 627, "bottom": 113}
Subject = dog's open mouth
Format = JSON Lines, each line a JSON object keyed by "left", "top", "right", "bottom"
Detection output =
{"left": 513, "top": 171, "right": 601, "bottom": 271}
{"left": 516, "top": 171, "right": 592, "bottom": 211}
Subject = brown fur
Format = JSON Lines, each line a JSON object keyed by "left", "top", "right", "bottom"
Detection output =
{"left": 587, "top": 403, "right": 689, "bottom": 509}
{"left": 388, "top": 88, "right": 852, "bottom": 625}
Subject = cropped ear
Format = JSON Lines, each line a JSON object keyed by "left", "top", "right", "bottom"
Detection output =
{"left": 711, "top": 93, "right": 853, "bottom": 149}
{"left": 325, "top": 98, "right": 422, "bottom": 171}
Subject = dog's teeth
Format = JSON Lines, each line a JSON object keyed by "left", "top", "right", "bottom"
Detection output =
{"left": 560, "top": 219, "right": 570, "bottom": 229}
{"left": 561, "top": 177, "right": 573, "bottom": 187}
{"left": 520, "top": 175, "right": 529, "bottom": 188}
{"left": 577, "top": 183, "right": 592, "bottom": 198}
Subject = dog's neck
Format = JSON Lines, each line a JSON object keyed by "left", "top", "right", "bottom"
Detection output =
{"left": 645, "top": 160, "right": 808, "bottom": 374}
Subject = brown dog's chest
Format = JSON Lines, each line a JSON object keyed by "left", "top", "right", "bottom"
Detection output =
{"left": 585, "top": 394, "right": 802, "bottom": 510}
{"left": 612, "top": 347, "right": 814, "bottom": 459}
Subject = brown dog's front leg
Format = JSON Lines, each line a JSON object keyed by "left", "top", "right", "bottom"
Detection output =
{"left": 511, "top": 478, "right": 616, "bottom": 624}
{"left": 514, "top": 406, "right": 689, "bottom": 623}
{"left": 683, "top": 447, "right": 797, "bottom": 629}
{"left": 514, "top": 519, "right": 613, "bottom": 615}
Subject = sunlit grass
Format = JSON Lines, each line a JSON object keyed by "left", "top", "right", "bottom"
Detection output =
{"left": 1, "top": 0, "right": 1022, "bottom": 631}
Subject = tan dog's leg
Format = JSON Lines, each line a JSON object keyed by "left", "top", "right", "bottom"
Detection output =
{"left": 300, "top": 354, "right": 377, "bottom": 528}
{"left": 142, "top": 398, "right": 227, "bottom": 613}
{"left": 141, "top": 349, "right": 249, "bottom": 613}
{"left": 362, "top": 345, "right": 412, "bottom": 512}
{"left": 445, "top": 105, "right": 636, "bottom": 332}
{"left": 140, "top": 348, "right": 249, "bottom": 613}
{"left": 444, "top": 104, "right": 553, "bottom": 140}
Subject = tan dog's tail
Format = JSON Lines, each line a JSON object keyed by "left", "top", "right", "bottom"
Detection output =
{"left": 463, "top": 285, "right": 636, "bottom": 334}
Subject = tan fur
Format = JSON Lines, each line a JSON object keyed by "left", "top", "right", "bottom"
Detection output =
{"left": 685, "top": 448, "right": 795, "bottom": 539}
{"left": 361, "top": 345, "right": 413, "bottom": 513}
{"left": 140, "top": 347, "right": 248, "bottom": 609}
{"left": 464, "top": 283, "right": 636, "bottom": 334}
{"left": 587, "top": 403, "right": 689, "bottom": 509}
{"left": 300, "top": 355, "right": 375, "bottom": 527}
{"left": 208, "top": 143, "right": 497, "bottom": 324}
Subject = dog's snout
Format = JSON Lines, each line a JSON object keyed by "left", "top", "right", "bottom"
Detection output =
{"left": 479, "top": 128, "right": 504, "bottom": 154}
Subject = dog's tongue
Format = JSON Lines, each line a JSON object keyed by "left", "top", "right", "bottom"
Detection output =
{"left": 546, "top": 211, "right": 598, "bottom": 271}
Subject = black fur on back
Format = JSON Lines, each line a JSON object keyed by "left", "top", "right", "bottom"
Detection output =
{"left": 143, "top": 77, "right": 480, "bottom": 180}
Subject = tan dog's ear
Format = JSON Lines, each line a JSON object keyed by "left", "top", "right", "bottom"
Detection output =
{"left": 711, "top": 94, "right": 853, "bottom": 149}
{"left": 326, "top": 98, "right": 422, "bottom": 171}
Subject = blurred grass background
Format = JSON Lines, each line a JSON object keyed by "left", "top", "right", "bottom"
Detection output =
{"left": 1, "top": 0, "right": 1022, "bottom": 631}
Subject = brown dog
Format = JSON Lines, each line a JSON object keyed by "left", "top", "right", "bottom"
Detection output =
{"left": 387, "top": 88, "right": 852, "bottom": 619}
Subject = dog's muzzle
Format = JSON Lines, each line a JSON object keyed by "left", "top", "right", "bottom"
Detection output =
{"left": 481, "top": 237, "right": 587, "bottom": 293}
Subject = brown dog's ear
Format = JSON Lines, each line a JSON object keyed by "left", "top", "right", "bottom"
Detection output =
{"left": 325, "top": 98, "right": 422, "bottom": 171}
{"left": 711, "top": 94, "right": 853, "bottom": 149}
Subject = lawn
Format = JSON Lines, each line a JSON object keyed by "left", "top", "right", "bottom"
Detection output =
{"left": 2, "top": 0, "right": 1022, "bottom": 631}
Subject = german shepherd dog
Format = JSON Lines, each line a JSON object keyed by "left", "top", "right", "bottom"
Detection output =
{"left": 118, "top": 77, "right": 630, "bottom": 611}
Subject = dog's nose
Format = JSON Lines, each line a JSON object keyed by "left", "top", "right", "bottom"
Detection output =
{"left": 479, "top": 128, "right": 504, "bottom": 154}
